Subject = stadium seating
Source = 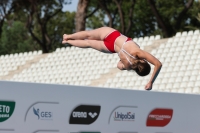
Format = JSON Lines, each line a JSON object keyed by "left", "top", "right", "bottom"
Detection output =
{"left": 0, "top": 51, "right": 42, "bottom": 77}
{"left": 0, "top": 30, "right": 200, "bottom": 94}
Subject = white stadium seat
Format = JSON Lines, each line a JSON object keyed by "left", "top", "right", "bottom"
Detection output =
{"left": 175, "top": 32, "right": 181, "bottom": 37}
{"left": 194, "top": 30, "right": 200, "bottom": 35}
{"left": 155, "top": 35, "right": 161, "bottom": 40}
{"left": 149, "top": 36, "right": 155, "bottom": 41}
{"left": 144, "top": 36, "right": 149, "bottom": 41}
{"left": 185, "top": 88, "right": 193, "bottom": 93}
{"left": 193, "top": 87, "right": 200, "bottom": 93}
{"left": 178, "top": 88, "right": 185, "bottom": 93}
{"left": 181, "top": 31, "right": 187, "bottom": 36}
{"left": 188, "top": 31, "right": 193, "bottom": 36}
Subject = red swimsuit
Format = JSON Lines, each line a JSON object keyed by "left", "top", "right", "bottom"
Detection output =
{"left": 103, "top": 30, "right": 132, "bottom": 53}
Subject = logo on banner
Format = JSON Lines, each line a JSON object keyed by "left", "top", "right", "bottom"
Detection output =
{"left": 0, "top": 101, "right": 15, "bottom": 122}
{"left": 33, "top": 107, "right": 53, "bottom": 120}
{"left": 69, "top": 105, "right": 101, "bottom": 125}
{"left": 114, "top": 111, "right": 135, "bottom": 121}
{"left": 24, "top": 102, "right": 59, "bottom": 122}
{"left": 146, "top": 108, "right": 173, "bottom": 127}
{"left": 109, "top": 106, "right": 137, "bottom": 124}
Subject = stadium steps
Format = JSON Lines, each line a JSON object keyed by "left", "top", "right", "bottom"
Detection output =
{"left": 89, "top": 67, "right": 120, "bottom": 86}
{"left": 0, "top": 54, "right": 48, "bottom": 80}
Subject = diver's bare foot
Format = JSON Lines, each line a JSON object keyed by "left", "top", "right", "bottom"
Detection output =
{"left": 63, "top": 34, "right": 69, "bottom": 41}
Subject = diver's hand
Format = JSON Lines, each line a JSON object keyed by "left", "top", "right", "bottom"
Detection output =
{"left": 145, "top": 82, "right": 152, "bottom": 90}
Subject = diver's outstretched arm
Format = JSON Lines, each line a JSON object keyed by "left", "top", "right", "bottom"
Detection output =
{"left": 136, "top": 50, "right": 162, "bottom": 90}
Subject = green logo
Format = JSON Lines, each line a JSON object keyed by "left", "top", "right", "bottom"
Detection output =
{"left": 0, "top": 101, "right": 15, "bottom": 122}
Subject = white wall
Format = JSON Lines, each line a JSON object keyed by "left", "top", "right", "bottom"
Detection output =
{"left": 0, "top": 81, "right": 199, "bottom": 133}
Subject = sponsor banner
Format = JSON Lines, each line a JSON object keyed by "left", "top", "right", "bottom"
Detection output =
{"left": 0, "top": 101, "right": 15, "bottom": 123}
{"left": 24, "top": 102, "right": 59, "bottom": 122}
{"left": 69, "top": 105, "right": 101, "bottom": 125}
{"left": 2, "top": 81, "right": 200, "bottom": 132}
{"left": 109, "top": 106, "right": 137, "bottom": 124}
{"left": 146, "top": 108, "right": 173, "bottom": 127}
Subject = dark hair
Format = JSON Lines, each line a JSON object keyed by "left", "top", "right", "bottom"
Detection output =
{"left": 135, "top": 60, "right": 151, "bottom": 76}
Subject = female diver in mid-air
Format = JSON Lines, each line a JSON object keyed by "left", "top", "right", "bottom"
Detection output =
{"left": 62, "top": 27, "right": 162, "bottom": 90}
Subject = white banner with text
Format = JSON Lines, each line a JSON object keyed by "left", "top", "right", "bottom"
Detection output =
{"left": 0, "top": 81, "right": 199, "bottom": 133}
